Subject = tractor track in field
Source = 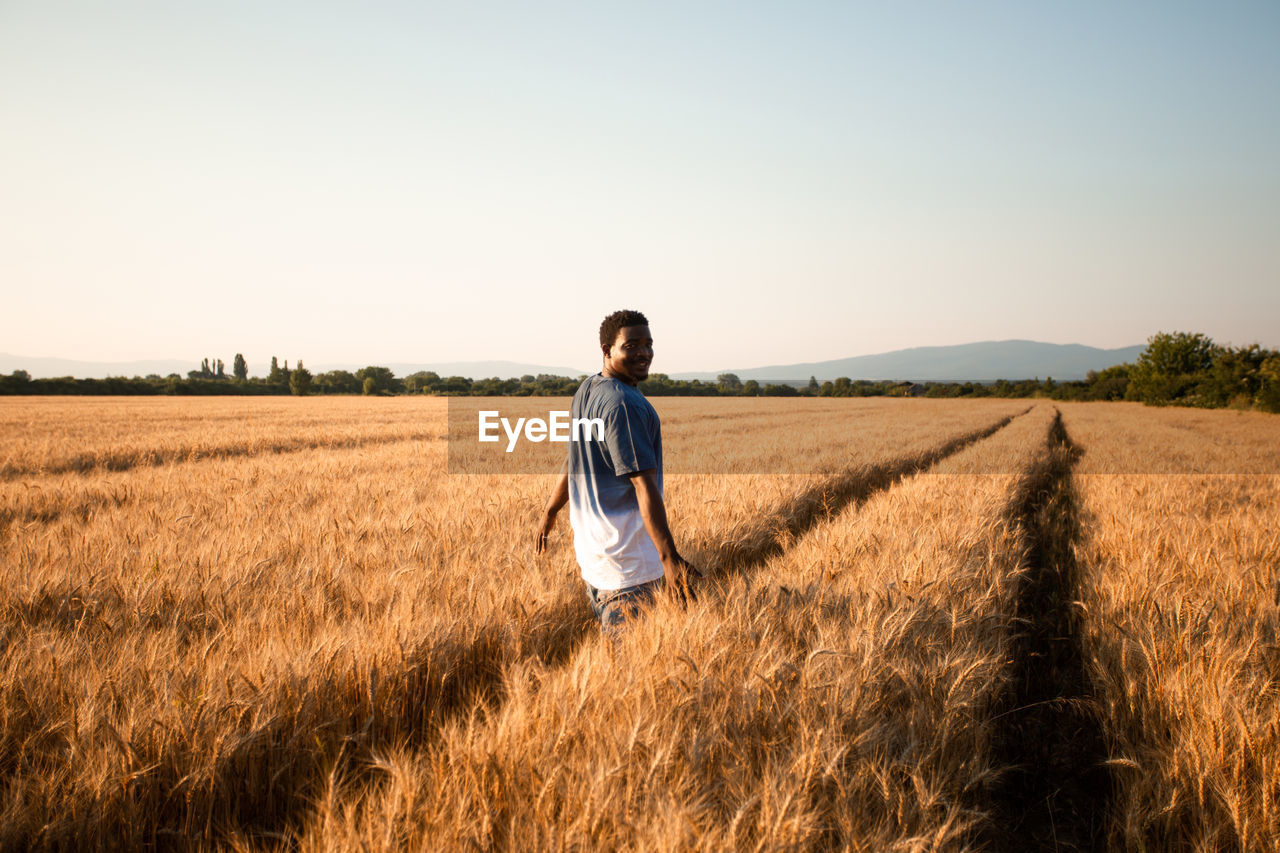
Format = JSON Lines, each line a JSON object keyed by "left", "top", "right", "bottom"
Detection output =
{"left": 0, "top": 431, "right": 447, "bottom": 531}
{"left": 0, "top": 483, "right": 135, "bottom": 531}
{"left": 699, "top": 408, "right": 1031, "bottom": 585}
{"left": 983, "top": 411, "right": 1113, "bottom": 852}
{"left": 27, "top": 410, "right": 1030, "bottom": 849}
{"left": 0, "top": 430, "right": 445, "bottom": 483}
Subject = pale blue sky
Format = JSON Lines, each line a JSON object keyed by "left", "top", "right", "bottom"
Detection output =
{"left": 2, "top": 1, "right": 1277, "bottom": 373}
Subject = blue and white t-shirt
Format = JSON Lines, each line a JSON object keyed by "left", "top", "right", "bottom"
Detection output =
{"left": 567, "top": 374, "right": 663, "bottom": 590}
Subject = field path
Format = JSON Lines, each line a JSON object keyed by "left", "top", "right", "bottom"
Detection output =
{"left": 699, "top": 407, "right": 1030, "bottom": 585}
{"left": 1062, "top": 402, "right": 1280, "bottom": 849}
{"left": 985, "top": 411, "right": 1112, "bottom": 851}
{"left": 0, "top": 428, "right": 445, "bottom": 481}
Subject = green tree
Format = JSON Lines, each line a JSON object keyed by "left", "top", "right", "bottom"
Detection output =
{"left": 1258, "top": 357, "right": 1280, "bottom": 413}
{"left": 717, "top": 373, "right": 742, "bottom": 393}
{"left": 314, "top": 370, "right": 361, "bottom": 394}
{"left": 638, "top": 373, "right": 673, "bottom": 395}
{"left": 189, "top": 358, "right": 216, "bottom": 380}
{"left": 1127, "top": 331, "right": 1220, "bottom": 405}
{"left": 807, "top": 375, "right": 820, "bottom": 395}
{"left": 924, "top": 383, "right": 949, "bottom": 398}
{"left": 289, "top": 361, "right": 312, "bottom": 396}
{"left": 473, "top": 376, "right": 520, "bottom": 395}
{"left": 356, "top": 366, "right": 400, "bottom": 395}
{"left": 436, "top": 375, "right": 473, "bottom": 394}
{"left": 0, "top": 370, "right": 32, "bottom": 394}
{"left": 233, "top": 353, "right": 248, "bottom": 381}
{"left": 742, "top": 379, "right": 760, "bottom": 396}
{"left": 363, "top": 377, "right": 377, "bottom": 396}
{"left": 267, "top": 356, "right": 290, "bottom": 386}
{"left": 1204, "top": 344, "right": 1267, "bottom": 407}
{"left": 404, "top": 371, "right": 440, "bottom": 393}
{"left": 1082, "top": 364, "right": 1130, "bottom": 401}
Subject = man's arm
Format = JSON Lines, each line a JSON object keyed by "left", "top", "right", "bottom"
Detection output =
{"left": 534, "top": 458, "right": 569, "bottom": 554}
{"left": 629, "top": 468, "right": 701, "bottom": 597}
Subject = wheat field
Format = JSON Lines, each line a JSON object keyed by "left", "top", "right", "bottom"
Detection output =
{"left": 1, "top": 396, "right": 1276, "bottom": 851}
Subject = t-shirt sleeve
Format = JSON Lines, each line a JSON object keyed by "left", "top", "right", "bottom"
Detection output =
{"left": 602, "top": 397, "right": 657, "bottom": 476}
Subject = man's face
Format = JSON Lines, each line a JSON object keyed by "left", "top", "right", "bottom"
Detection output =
{"left": 603, "top": 324, "right": 653, "bottom": 385}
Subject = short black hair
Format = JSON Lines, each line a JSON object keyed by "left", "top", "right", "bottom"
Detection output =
{"left": 599, "top": 309, "right": 649, "bottom": 350}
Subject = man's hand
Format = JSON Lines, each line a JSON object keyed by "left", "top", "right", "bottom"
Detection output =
{"left": 663, "top": 555, "right": 702, "bottom": 603}
{"left": 630, "top": 468, "right": 700, "bottom": 601}
{"left": 533, "top": 509, "right": 557, "bottom": 555}
{"left": 535, "top": 461, "right": 569, "bottom": 555}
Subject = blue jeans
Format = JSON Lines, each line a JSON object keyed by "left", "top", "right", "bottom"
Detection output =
{"left": 584, "top": 578, "right": 662, "bottom": 637}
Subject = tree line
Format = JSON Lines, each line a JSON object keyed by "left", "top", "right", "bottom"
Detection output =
{"left": 1, "top": 333, "right": 1276, "bottom": 412}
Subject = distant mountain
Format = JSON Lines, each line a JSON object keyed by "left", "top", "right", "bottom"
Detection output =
{"left": 316, "top": 360, "right": 592, "bottom": 379}
{"left": 672, "top": 340, "right": 1145, "bottom": 382}
{"left": 0, "top": 352, "right": 592, "bottom": 381}
{"left": 0, "top": 353, "right": 194, "bottom": 379}
{"left": 1, "top": 341, "right": 1144, "bottom": 384}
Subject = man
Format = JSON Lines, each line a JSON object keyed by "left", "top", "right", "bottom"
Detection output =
{"left": 533, "top": 309, "right": 700, "bottom": 635}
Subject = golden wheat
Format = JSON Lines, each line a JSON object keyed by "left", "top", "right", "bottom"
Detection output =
{"left": 1061, "top": 401, "right": 1280, "bottom": 851}
{"left": 7, "top": 395, "right": 1272, "bottom": 850}
{"left": 0, "top": 396, "right": 1023, "bottom": 848}
{"left": 286, "top": 406, "right": 1058, "bottom": 851}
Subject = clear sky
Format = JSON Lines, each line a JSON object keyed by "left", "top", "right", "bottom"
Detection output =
{"left": 2, "top": 0, "right": 1277, "bottom": 374}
